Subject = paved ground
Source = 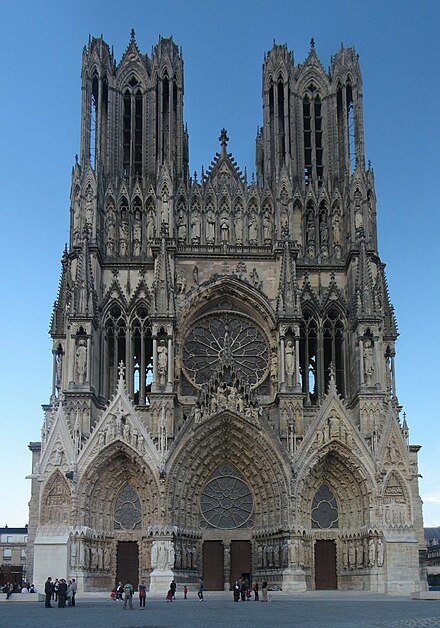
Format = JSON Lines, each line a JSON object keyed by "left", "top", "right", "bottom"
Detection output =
{"left": 1, "top": 592, "right": 440, "bottom": 628}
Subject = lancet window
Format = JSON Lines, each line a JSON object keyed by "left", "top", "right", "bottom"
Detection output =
{"left": 104, "top": 304, "right": 127, "bottom": 398}
{"left": 131, "top": 305, "right": 153, "bottom": 405}
{"left": 303, "top": 85, "right": 324, "bottom": 184}
{"left": 299, "top": 309, "right": 318, "bottom": 404}
{"left": 323, "top": 308, "right": 345, "bottom": 396}
{"left": 122, "top": 77, "right": 143, "bottom": 178}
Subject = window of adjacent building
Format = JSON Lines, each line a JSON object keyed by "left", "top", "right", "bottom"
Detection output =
{"left": 21, "top": 548, "right": 26, "bottom": 559}
{"left": 3, "top": 548, "right": 12, "bottom": 560}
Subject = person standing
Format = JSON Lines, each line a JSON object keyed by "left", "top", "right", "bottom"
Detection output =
{"left": 183, "top": 585, "right": 188, "bottom": 599}
{"left": 252, "top": 580, "right": 259, "bottom": 601}
{"left": 138, "top": 581, "right": 146, "bottom": 609}
{"left": 44, "top": 577, "right": 53, "bottom": 608}
{"left": 261, "top": 579, "right": 268, "bottom": 602}
{"left": 66, "top": 580, "right": 73, "bottom": 606}
{"left": 123, "top": 581, "right": 133, "bottom": 609}
{"left": 170, "top": 579, "right": 176, "bottom": 600}
{"left": 197, "top": 578, "right": 204, "bottom": 601}
{"left": 58, "top": 578, "right": 67, "bottom": 607}
{"left": 233, "top": 580, "right": 240, "bottom": 602}
{"left": 71, "top": 578, "right": 77, "bottom": 607}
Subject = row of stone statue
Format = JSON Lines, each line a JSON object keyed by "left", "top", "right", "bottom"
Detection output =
{"left": 95, "top": 415, "right": 147, "bottom": 454}
{"left": 341, "top": 537, "right": 384, "bottom": 569}
{"left": 69, "top": 540, "right": 112, "bottom": 572}
{"left": 173, "top": 540, "right": 199, "bottom": 570}
{"left": 313, "top": 414, "right": 354, "bottom": 447}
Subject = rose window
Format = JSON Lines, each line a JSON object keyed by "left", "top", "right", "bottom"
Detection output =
{"left": 182, "top": 313, "right": 269, "bottom": 387}
{"left": 200, "top": 464, "right": 253, "bottom": 529}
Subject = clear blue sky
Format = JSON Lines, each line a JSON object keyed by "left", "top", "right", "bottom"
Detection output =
{"left": 1, "top": 0, "right": 439, "bottom": 527}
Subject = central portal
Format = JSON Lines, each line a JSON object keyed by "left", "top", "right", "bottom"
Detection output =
{"left": 116, "top": 541, "right": 139, "bottom": 590}
{"left": 203, "top": 541, "right": 224, "bottom": 590}
{"left": 230, "top": 540, "right": 251, "bottom": 589}
{"left": 314, "top": 540, "right": 337, "bottom": 589}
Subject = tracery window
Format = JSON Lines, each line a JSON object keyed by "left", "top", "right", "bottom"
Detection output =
{"left": 131, "top": 305, "right": 153, "bottom": 405}
{"left": 104, "top": 304, "right": 127, "bottom": 397}
{"left": 311, "top": 484, "right": 339, "bottom": 529}
{"left": 303, "top": 85, "right": 324, "bottom": 184}
{"left": 114, "top": 485, "right": 141, "bottom": 531}
{"left": 182, "top": 312, "right": 269, "bottom": 388}
{"left": 299, "top": 309, "right": 318, "bottom": 404}
{"left": 323, "top": 308, "right": 345, "bottom": 396}
{"left": 200, "top": 464, "right": 253, "bottom": 529}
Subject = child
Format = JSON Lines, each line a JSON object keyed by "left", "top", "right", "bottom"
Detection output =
{"left": 166, "top": 589, "right": 173, "bottom": 602}
{"left": 183, "top": 585, "right": 188, "bottom": 599}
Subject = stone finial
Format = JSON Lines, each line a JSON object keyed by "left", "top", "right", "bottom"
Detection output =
{"left": 310, "top": 37, "right": 315, "bottom": 50}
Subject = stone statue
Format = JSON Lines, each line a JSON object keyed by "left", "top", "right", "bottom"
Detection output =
{"left": 132, "top": 210, "right": 142, "bottom": 256}
{"left": 119, "top": 217, "right": 128, "bottom": 256}
{"left": 146, "top": 209, "right": 155, "bottom": 242}
{"left": 263, "top": 213, "right": 271, "bottom": 242}
{"left": 368, "top": 538, "right": 375, "bottom": 567}
{"left": 191, "top": 211, "right": 201, "bottom": 244}
{"left": 161, "top": 187, "right": 170, "bottom": 225}
{"left": 177, "top": 212, "right": 187, "bottom": 243}
{"left": 193, "top": 265, "right": 199, "bottom": 285}
{"left": 106, "top": 213, "right": 115, "bottom": 256}
{"left": 377, "top": 538, "right": 384, "bottom": 567}
{"left": 70, "top": 542, "right": 77, "bottom": 568}
{"left": 206, "top": 209, "right": 215, "bottom": 244}
{"left": 220, "top": 215, "right": 229, "bottom": 242}
{"left": 235, "top": 210, "right": 243, "bottom": 244}
{"left": 75, "top": 338, "right": 87, "bottom": 384}
{"left": 157, "top": 340, "right": 168, "bottom": 386}
{"left": 285, "top": 339, "right": 295, "bottom": 384}
{"left": 248, "top": 213, "right": 258, "bottom": 244}
{"left": 307, "top": 217, "right": 316, "bottom": 257}
{"left": 363, "top": 339, "right": 375, "bottom": 386}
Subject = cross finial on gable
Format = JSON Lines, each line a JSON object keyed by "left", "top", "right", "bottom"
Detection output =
{"left": 219, "top": 128, "right": 229, "bottom": 152}
{"left": 118, "top": 360, "right": 126, "bottom": 380}
{"left": 310, "top": 37, "right": 315, "bottom": 50}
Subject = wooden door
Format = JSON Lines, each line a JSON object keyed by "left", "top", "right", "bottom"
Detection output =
{"left": 230, "top": 541, "right": 251, "bottom": 589}
{"left": 116, "top": 541, "right": 139, "bottom": 590}
{"left": 314, "top": 540, "right": 337, "bottom": 589}
{"left": 203, "top": 541, "right": 224, "bottom": 590}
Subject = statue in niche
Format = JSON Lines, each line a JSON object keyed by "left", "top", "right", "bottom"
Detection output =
{"left": 363, "top": 339, "right": 375, "bottom": 386}
{"left": 176, "top": 210, "right": 187, "bottom": 243}
{"left": 193, "top": 265, "right": 199, "bottom": 285}
{"left": 348, "top": 541, "right": 355, "bottom": 568}
{"left": 355, "top": 195, "right": 363, "bottom": 232}
{"left": 85, "top": 187, "right": 93, "bottom": 229}
{"left": 332, "top": 207, "right": 341, "bottom": 245}
{"left": 161, "top": 187, "right": 170, "bottom": 225}
{"left": 235, "top": 209, "right": 243, "bottom": 244}
{"left": 250, "top": 267, "right": 262, "bottom": 290}
{"left": 206, "top": 208, "right": 215, "bottom": 244}
{"left": 320, "top": 216, "right": 329, "bottom": 257}
{"left": 70, "top": 542, "right": 77, "bottom": 568}
{"left": 368, "top": 538, "right": 375, "bottom": 567}
{"left": 220, "top": 215, "right": 229, "bottom": 242}
{"left": 157, "top": 340, "right": 168, "bottom": 386}
{"left": 263, "top": 212, "right": 271, "bottom": 242}
{"left": 106, "top": 211, "right": 115, "bottom": 256}
{"left": 356, "top": 540, "right": 364, "bottom": 568}
{"left": 75, "top": 338, "right": 87, "bottom": 384}
{"left": 377, "top": 538, "right": 384, "bottom": 566}
{"left": 176, "top": 268, "right": 187, "bottom": 294}
{"left": 119, "top": 214, "right": 128, "bottom": 256}
{"left": 146, "top": 209, "right": 155, "bottom": 242}
{"left": 306, "top": 216, "right": 316, "bottom": 257}
{"left": 248, "top": 212, "right": 258, "bottom": 244}
{"left": 132, "top": 210, "right": 142, "bottom": 256}
{"left": 285, "top": 339, "right": 295, "bottom": 385}
{"left": 191, "top": 210, "right": 201, "bottom": 244}
{"left": 72, "top": 194, "right": 81, "bottom": 245}
{"left": 55, "top": 352, "right": 63, "bottom": 391}
{"left": 123, "top": 421, "right": 130, "bottom": 441}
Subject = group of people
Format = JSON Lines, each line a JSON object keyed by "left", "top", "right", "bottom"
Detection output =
{"left": 2, "top": 581, "right": 36, "bottom": 599}
{"left": 233, "top": 578, "right": 268, "bottom": 602}
{"left": 44, "top": 576, "right": 77, "bottom": 608}
{"left": 112, "top": 578, "right": 192, "bottom": 609}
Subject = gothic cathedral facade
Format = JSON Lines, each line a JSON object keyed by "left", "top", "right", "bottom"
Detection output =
{"left": 27, "top": 33, "right": 426, "bottom": 594}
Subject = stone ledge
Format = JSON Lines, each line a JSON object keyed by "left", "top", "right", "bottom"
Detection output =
{"left": 411, "top": 591, "right": 440, "bottom": 600}
{"left": 0, "top": 592, "right": 45, "bottom": 603}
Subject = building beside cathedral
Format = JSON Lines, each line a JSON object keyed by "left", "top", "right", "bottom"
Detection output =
{"left": 27, "top": 32, "right": 426, "bottom": 595}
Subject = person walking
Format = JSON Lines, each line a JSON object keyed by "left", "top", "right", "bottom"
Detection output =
{"left": 261, "top": 579, "right": 268, "bottom": 602}
{"left": 197, "top": 577, "right": 204, "bottom": 601}
{"left": 123, "top": 581, "right": 134, "bottom": 609}
{"left": 139, "top": 581, "right": 146, "bottom": 609}
{"left": 44, "top": 577, "right": 53, "bottom": 608}
{"left": 183, "top": 585, "right": 188, "bottom": 599}
{"left": 233, "top": 580, "right": 240, "bottom": 602}
{"left": 66, "top": 580, "right": 73, "bottom": 606}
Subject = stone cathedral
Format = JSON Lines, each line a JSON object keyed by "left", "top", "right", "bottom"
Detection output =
{"left": 27, "top": 33, "right": 426, "bottom": 595}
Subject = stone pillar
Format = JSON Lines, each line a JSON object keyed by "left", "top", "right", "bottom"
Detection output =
{"left": 51, "top": 350, "right": 57, "bottom": 398}
{"left": 152, "top": 336, "right": 158, "bottom": 386}
{"left": 223, "top": 541, "right": 231, "bottom": 591}
{"left": 167, "top": 336, "right": 173, "bottom": 387}
{"left": 359, "top": 337, "right": 364, "bottom": 387}
{"left": 295, "top": 332, "right": 300, "bottom": 390}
